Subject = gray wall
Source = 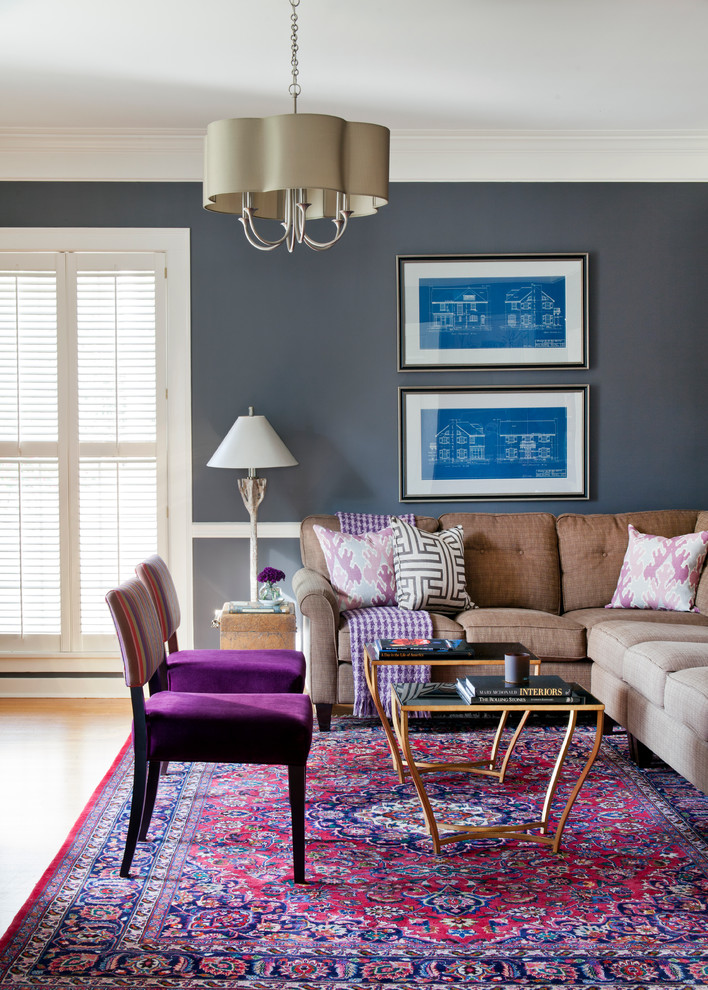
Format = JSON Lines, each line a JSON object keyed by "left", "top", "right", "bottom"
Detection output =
{"left": 3, "top": 180, "right": 707, "bottom": 643}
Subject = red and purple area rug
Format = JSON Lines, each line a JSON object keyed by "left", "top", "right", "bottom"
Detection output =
{"left": 2, "top": 717, "right": 708, "bottom": 989}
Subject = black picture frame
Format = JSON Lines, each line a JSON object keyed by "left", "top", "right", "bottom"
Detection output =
{"left": 398, "top": 253, "right": 589, "bottom": 371}
{"left": 399, "top": 385, "right": 589, "bottom": 501}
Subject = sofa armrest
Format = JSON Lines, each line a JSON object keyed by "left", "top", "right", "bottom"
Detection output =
{"left": 292, "top": 567, "right": 339, "bottom": 705}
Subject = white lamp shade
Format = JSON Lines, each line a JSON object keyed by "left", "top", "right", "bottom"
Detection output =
{"left": 207, "top": 413, "right": 298, "bottom": 470}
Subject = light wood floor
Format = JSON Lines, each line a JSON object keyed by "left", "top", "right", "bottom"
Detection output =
{"left": 0, "top": 699, "right": 132, "bottom": 937}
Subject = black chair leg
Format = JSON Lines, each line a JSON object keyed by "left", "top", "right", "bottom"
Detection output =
{"left": 288, "top": 764, "right": 306, "bottom": 884}
{"left": 121, "top": 755, "right": 148, "bottom": 877}
{"left": 139, "top": 760, "right": 162, "bottom": 840}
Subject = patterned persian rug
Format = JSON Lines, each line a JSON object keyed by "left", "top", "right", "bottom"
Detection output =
{"left": 2, "top": 716, "right": 708, "bottom": 989}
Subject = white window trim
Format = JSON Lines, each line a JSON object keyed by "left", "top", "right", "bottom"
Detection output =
{"left": 0, "top": 227, "right": 193, "bottom": 657}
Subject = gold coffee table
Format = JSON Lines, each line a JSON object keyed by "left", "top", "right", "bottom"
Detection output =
{"left": 362, "top": 643, "right": 604, "bottom": 854}
{"left": 363, "top": 641, "right": 541, "bottom": 780}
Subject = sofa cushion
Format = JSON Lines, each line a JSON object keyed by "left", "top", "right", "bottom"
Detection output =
{"left": 588, "top": 619, "right": 708, "bottom": 678}
{"left": 313, "top": 525, "right": 396, "bottom": 610}
{"left": 557, "top": 510, "right": 700, "bottom": 612}
{"left": 664, "top": 667, "right": 708, "bottom": 741}
{"left": 439, "top": 512, "right": 561, "bottom": 614}
{"left": 391, "top": 517, "right": 472, "bottom": 615}
{"left": 300, "top": 514, "right": 439, "bottom": 579}
{"left": 623, "top": 642, "right": 708, "bottom": 708}
{"left": 455, "top": 607, "right": 586, "bottom": 659}
{"left": 606, "top": 525, "right": 708, "bottom": 612}
{"left": 565, "top": 606, "right": 708, "bottom": 636}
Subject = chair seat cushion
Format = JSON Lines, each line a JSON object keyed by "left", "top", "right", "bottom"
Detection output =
{"left": 166, "top": 649, "right": 306, "bottom": 694}
{"left": 145, "top": 692, "right": 313, "bottom": 765}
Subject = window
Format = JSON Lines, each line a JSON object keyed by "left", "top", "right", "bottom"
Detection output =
{"left": 0, "top": 230, "right": 191, "bottom": 658}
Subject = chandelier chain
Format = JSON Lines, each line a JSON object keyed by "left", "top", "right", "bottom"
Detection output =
{"left": 289, "top": 0, "right": 301, "bottom": 112}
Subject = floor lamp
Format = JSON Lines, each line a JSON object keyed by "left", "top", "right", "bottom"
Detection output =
{"left": 208, "top": 407, "right": 298, "bottom": 602}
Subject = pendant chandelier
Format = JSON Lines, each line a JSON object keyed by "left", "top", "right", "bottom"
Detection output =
{"left": 203, "top": 0, "right": 390, "bottom": 252}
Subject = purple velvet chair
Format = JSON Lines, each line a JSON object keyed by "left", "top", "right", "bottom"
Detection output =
{"left": 106, "top": 578, "right": 313, "bottom": 882}
{"left": 135, "top": 555, "right": 306, "bottom": 694}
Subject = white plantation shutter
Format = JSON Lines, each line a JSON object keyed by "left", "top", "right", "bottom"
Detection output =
{"left": 0, "top": 267, "right": 59, "bottom": 443}
{"left": 74, "top": 262, "right": 161, "bottom": 640}
{"left": 79, "top": 459, "right": 158, "bottom": 636}
{"left": 0, "top": 460, "right": 61, "bottom": 638}
{"left": 76, "top": 271, "right": 157, "bottom": 443}
{"left": 0, "top": 251, "right": 166, "bottom": 654}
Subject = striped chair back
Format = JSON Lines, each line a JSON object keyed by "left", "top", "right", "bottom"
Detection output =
{"left": 136, "top": 554, "right": 181, "bottom": 646}
{"left": 106, "top": 578, "right": 165, "bottom": 688}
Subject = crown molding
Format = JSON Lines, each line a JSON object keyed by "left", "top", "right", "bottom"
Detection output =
{"left": 391, "top": 129, "right": 708, "bottom": 182}
{"left": 0, "top": 127, "right": 707, "bottom": 183}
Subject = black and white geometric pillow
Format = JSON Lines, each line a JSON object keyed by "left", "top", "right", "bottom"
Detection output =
{"left": 391, "top": 517, "right": 473, "bottom": 615}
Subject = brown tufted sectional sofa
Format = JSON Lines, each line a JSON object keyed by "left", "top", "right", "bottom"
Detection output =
{"left": 293, "top": 509, "right": 708, "bottom": 794}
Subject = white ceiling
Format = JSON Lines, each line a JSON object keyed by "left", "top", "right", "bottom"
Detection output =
{"left": 1, "top": 0, "right": 707, "bottom": 134}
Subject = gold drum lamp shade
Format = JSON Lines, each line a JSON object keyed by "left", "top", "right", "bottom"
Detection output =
{"left": 203, "top": 114, "right": 390, "bottom": 220}
{"left": 202, "top": 0, "right": 390, "bottom": 252}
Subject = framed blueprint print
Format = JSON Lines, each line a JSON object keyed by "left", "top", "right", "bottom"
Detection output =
{"left": 399, "top": 385, "right": 589, "bottom": 501}
{"left": 397, "top": 254, "right": 588, "bottom": 370}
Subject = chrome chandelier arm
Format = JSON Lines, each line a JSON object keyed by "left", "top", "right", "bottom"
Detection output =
{"left": 300, "top": 206, "right": 353, "bottom": 251}
{"left": 239, "top": 192, "right": 290, "bottom": 251}
{"left": 239, "top": 189, "right": 353, "bottom": 253}
{"left": 240, "top": 207, "right": 289, "bottom": 251}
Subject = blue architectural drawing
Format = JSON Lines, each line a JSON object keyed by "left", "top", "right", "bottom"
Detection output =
{"left": 421, "top": 406, "right": 568, "bottom": 480}
{"left": 419, "top": 276, "right": 566, "bottom": 351}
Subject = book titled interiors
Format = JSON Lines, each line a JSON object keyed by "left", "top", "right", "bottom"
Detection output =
{"left": 374, "top": 638, "right": 476, "bottom": 658}
{"left": 456, "top": 674, "right": 574, "bottom": 704}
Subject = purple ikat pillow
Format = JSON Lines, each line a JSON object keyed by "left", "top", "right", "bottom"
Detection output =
{"left": 606, "top": 524, "right": 708, "bottom": 612}
{"left": 314, "top": 525, "right": 397, "bottom": 611}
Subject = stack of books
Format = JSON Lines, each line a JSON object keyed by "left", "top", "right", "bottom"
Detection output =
{"left": 456, "top": 674, "right": 577, "bottom": 705}
{"left": 222, "top": 600, "right": 292, "bottom": 614}
{"left": 373, "top": 638, "right": 476, "bottom": 659}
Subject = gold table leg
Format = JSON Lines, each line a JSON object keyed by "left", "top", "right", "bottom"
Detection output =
{"left": 364, "top": 649, "right": 522, "bottom": 784}
{"left": 546, "top": 708, "right": 604, "bottom": 852}
{"left": 390, "top": 694, "right": 604, "bottom": 855}
{"left": 391, "top": 694, "right": 441, "bottom": 850}
{"left": 363, "top": 647, "right": 407, "bottom": 781}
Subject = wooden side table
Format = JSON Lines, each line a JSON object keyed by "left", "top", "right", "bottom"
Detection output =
{"left": 219, "top": 603, "right": 297, "bottom": 651}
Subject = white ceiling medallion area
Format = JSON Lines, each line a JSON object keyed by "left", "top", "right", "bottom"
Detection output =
{"left": 1, "top": 128, "right": 707, "bottom": 183}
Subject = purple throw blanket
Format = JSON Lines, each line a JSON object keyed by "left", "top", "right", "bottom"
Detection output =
{"left": 336, "top": 511, "right": 415, "bottom": 534}
{"left": 335, "top": 512, "right": 432, "bottom": 717}
{"left": 343, "top": 606, "right": 433, "bottom": 716}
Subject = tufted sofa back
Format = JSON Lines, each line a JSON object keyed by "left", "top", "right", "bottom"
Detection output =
{"left": 299, "top": 509, "right": 708, "bottom": 616}
{"left": 440, "top": 511, "right": 561, "bottom": 614}
{"left": 557, "top": 509, "right": 701, "bottom": 612}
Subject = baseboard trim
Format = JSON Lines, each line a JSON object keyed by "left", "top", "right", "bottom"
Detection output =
{"left": 0, "top": 674, "right": 126, "bottom": 698}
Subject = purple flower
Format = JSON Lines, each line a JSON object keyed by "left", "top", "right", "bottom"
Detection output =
{"left": 258, "top": 566, "right": 286, "bottom": 586}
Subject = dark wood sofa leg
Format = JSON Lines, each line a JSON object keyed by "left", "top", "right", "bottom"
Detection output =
{"left": 315, "top": 703, "right": 332, "bottom": 732}
{"left": 627, "top": 732, "right": 654, "bottom": 768}
{"left": 601, "top": 712, "right": 618, "bottom": 735}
